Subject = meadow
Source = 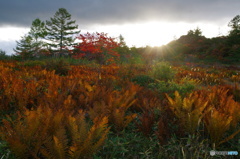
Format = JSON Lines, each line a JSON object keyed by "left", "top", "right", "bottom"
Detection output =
{"left": 0, "top": 58, "right": 240, "bottom": 159}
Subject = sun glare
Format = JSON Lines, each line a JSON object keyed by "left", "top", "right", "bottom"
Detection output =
{"left": 90, "top": 21, "right": 180, "bottom": 47}
{"left": 129, "top": 21, "right": 177, "bottom": 46}
{"left": 91, "top": 21, "right": 192, "bottom": 47}
{"left": 89, "top": 21, "right": 229, "bottom": 47}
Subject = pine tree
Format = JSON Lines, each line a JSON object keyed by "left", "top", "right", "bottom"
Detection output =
{"left": 116, "top": 35, "right": 130, "bottom": 63}
{"left": 0, "top": 49, "right": 6, "bottom": 56}
{"left": 45, "top": 8, "right": 80, "bottom": 56}
{"left": 0, "top": 49, "right": 9, "bottom": 59}
{"left": 228, "top": 15, "right": 240, "bottom": 34}
{"left": 13, "top": 18, "right": 47, "bottom": 58}
{"left": 29, "top": 18, "right": 47, "bottom": 56}
{"left": 29, "top": 18, "right": 46, "bottom": 42}
{"left": 14, "top": 35, "right": 35, "bottom": 59}
{"left": 228, "top": 15, "right": 240, "bottom": 44}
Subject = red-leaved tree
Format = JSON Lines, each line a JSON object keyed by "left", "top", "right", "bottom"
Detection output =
{"left": 73, "top": 32, "right": 120, "bottom": 65}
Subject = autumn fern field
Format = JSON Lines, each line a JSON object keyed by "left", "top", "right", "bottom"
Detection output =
{"left": 0, "top": 58, "right": 239, "bottom": 159}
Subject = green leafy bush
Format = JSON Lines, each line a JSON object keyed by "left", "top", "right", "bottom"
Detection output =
{"left": 150, "top": 61, "right": 175, "bottom": 81}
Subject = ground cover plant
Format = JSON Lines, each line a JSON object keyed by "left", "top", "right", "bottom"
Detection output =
{"left": 0, "top": 58, "right": 240, "bottom": 159}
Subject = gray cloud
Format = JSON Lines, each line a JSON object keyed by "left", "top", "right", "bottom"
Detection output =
{"left": 0, "top": 0, "right": 239, "bottom": 27}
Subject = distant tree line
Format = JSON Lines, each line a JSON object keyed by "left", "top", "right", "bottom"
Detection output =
{"left": 138, "top": 15, "right": 240, "bottom": 64}
{"left": 174, "top": 15, "right": 240, "bottom": 63}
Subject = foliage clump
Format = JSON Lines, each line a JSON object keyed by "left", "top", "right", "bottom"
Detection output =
{"left": 150, "top": 61, "right": 175, "bottom": 81}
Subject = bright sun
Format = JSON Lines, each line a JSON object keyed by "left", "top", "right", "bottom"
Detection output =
{"left": 130, "top": 21, "right": 176, "bottom": 46}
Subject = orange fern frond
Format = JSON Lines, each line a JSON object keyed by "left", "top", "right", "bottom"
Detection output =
{"left": 166, "top": 91, "right": 209, "bottom": 135}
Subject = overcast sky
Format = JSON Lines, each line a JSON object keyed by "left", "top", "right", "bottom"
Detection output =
{"left": 0, "top": 0, "right": 239, "bottom": 55}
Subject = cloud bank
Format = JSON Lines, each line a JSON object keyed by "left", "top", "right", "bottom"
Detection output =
{"left": 1, "top": 0, "right": 239, "bottom": 27}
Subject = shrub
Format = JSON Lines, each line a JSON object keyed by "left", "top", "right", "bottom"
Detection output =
{"left": 0, "top": 49, "right": 12, "bottom": 61}
{"left": 150, "top": 61, "right": 175, "bottom": 81}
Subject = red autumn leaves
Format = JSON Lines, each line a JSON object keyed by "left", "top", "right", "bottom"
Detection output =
{"left": 73, "top": 32, "right": 120, "bottom": 64}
